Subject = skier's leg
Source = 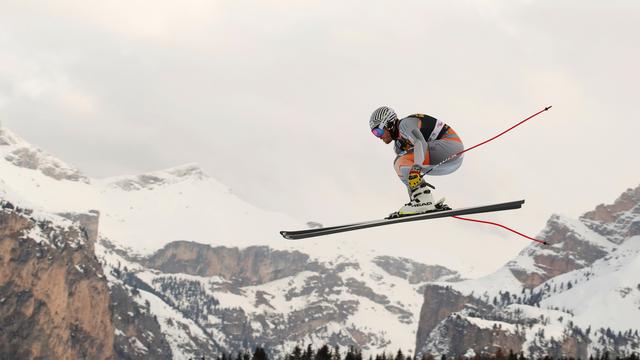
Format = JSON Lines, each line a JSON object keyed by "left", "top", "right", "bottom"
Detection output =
{"left": 391, "top": 134, "right": 464, "bottom": 216}
{"left": 422, "top": 138, "right": 464, "bottom": 176}
{"left": 393, "top": 151, "right": 414, "bottom": 194}
{"left": 422, "top": 127, "right": 465, "bottom": 176}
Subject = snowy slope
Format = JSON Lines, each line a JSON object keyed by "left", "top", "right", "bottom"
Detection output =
{"left": 417, "top": 187, "right": 640, "bottom": 358}
{"left": 539, "top": 236, "right": 640, "bottom": 331}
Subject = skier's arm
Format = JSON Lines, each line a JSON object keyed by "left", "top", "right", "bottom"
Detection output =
{"left": 399, "top": 119, "right": 429, "bottom": 166}
{"left": 409, "top": 128, "right": 429, "bottom": 166}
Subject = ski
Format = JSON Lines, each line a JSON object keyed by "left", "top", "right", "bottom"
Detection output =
{"left": 280, "top": 199, "right": 525, "bottom": 240}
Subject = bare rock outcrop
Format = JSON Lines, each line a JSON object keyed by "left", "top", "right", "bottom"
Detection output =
{"left": 373, "top": 256, "right": 462, "bottom": 284}
{"left": 580, "top": 185, "right": 640, "bottom": 243}
{"left": 415, "top": 285, "right": 493, "bottom": 354}
{"left": 508, "top": 215, "right": 608, "bottom": 288}
{"left": 0, "top": 207, "right": 114, "bottom": 359}
{"left": 144, "top": 241, "right": 317, "bottom": 285}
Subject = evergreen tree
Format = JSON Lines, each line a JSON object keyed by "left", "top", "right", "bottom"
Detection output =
{"left": 315, "top": 345, "right": 332, "bottom": 360}
{"left": 355, "top": 348, "right": 363, "bottom": 360}
{"left": 332, "top": 345, "right": 342, "bottom": 360}
{"left": 291, "top": 346, "right": 303, "bottom": 360}
{"left": 304, "top": 345, "right": 314, "bottom": 360}
{"left": 244, "top": 351, "right": 251, "bottom": 360}
{"left": 345, "top": 347, "right": 357, "bottom": 360}
{"left": 253, "top": 347, "right": 268, "bottom": 360}
{"left": 395, "top": 350, "right": 405, "bottom": 360}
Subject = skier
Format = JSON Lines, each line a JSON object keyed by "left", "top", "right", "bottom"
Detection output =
{"left": 369, "top": 106, "right": 464, "bottom": 217}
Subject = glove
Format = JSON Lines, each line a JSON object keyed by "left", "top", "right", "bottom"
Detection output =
{"left": 407, "top": 165, "right": 423, "bottom": 190}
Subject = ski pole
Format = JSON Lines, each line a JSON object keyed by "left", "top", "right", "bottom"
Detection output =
{"left": 424, "top": 106, "right": 552, "bottom": 175}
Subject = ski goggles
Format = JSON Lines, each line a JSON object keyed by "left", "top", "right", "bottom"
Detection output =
{"left": 371, "top": 127, "right": 385, "bottom": 138}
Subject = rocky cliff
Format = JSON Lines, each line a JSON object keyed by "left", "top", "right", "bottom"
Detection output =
{"left": 0, "top": 201, "right": 174, "bottom": 359}
{"left": 144, "top": 241, "right": 319, "bottom": 285}
{"left": 0, "top": 202, "right": 114, "bottom": 359}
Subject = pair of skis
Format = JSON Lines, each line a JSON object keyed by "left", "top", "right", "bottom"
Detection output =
{"left": 280, "top": 200, "right": 525, "bottom": 240}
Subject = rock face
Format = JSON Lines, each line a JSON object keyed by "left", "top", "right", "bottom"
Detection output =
{"left": 414, "top": 285, "right": 529, "bottom": 356}
{"left": 0, "top": 202, "right": 173, "bottom": 359}
{"left": 0, "top": 205, "right": 114, "bottom": 359}
{"left": 415, "top": 285, "right": 493, "bottom": 352}
{"left": 414, "top": 184, "right": 640, "bottom": 359}
{"left": 58, "top": 210, "right": 101, "bottom": 247}
{"left": 144, "top": 241, "right": 318, "bottom": 285}
{"left": 507, "top": 214, "right": 609, "bottom": 288}
{"left": 423, "top": 316, "right": 525, "bottom": 357}
{"left": 373, "top": 256, "right": 462, "bottom": 284}
{"left": 580, "top": 186, "right": 640, "bottom": 243}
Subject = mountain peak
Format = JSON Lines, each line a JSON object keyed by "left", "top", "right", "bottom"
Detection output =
{"left": 103, "top": 163, "right": 209, "bottom": 191}
{"left": 163, "top": 163, "right": 208, "bottom": 179}
{"left": 579, "top": 184, "right": 640, "bottom": 244}
{"left": 0, "top": 125, "right": 89, "bottom": 183}
{"left": 581, "top": 185, "right": 640, "bottom": 222}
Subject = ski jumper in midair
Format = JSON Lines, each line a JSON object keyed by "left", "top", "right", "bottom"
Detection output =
{"left": 369, "top": 106, "right": 464, "bottom": 216}
{"left": 281, "top": 106, "right": 551, "bottom": 242}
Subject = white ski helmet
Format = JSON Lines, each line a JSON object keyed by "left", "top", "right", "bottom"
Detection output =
{"left": 369, "top": 106, "right": 397, "bottom": 130}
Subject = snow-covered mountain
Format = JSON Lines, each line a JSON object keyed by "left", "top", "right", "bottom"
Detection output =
{"left": 0, "top": 125, "right": 463, "bottom": 359}
{"left": 2, "top": 124, "right": 639, "bottom": 359}
{"left": 415, "top": 186, "right": 640, "bottom": 358}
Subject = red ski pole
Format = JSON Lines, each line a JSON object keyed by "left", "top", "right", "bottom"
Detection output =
{"left": 424, "top": 106, "right": 552, "bottom": 175}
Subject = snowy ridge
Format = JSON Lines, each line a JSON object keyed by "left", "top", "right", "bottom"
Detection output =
{"left": 0, "top": 126, "right": 23, "bottom": 146}
{"left": 0, "top": 125, "right": 305, "bottom": 255}
{"left": 0, "top": 126, "right": 89, "bottom": 183}
{"left": 100, "top": 163, "right": 209, "bottom": 191}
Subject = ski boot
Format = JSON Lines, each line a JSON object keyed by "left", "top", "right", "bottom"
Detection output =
{"left": 386, "top": 181, "right": 450, "bottom": 219}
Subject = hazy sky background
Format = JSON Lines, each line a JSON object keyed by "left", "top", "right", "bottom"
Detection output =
{"left": 1, "top": 0, "right": 639, "bottom": 276}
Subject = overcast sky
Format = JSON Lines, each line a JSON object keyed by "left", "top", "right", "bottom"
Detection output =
{"left": 1, "top": 0, "right": 639, "bottom": 275}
